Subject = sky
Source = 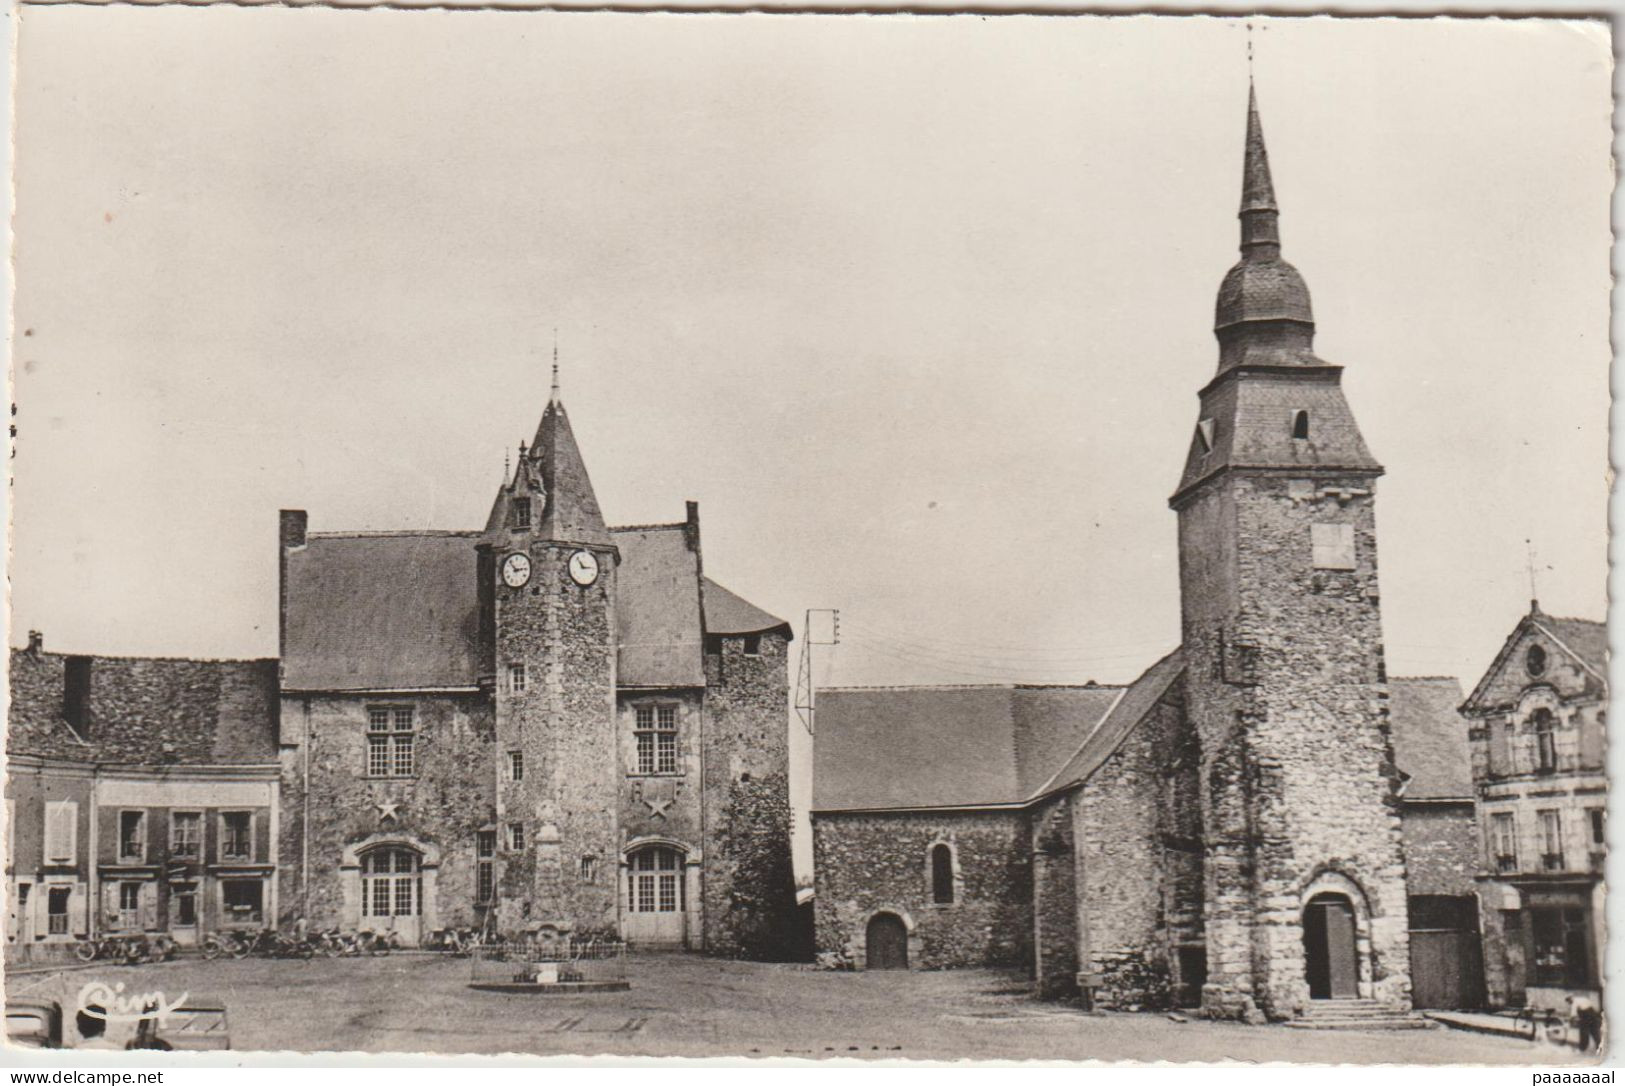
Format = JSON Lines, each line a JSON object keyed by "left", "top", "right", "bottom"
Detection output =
{"left": 10, "top": 11, "right": 1613, "bottom": 871}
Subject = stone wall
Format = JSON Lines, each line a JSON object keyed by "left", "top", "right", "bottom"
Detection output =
{"left": 700, "top": 631, "right": 796, "bottom": 959}
{"left": 813, "top": 809, "right": 1031, "bottom": 971}
{"left": 1074, "top": 684, "right": 1198, "bottom": 1010}
{"left": 1400, "top": 803, "right": 1478, "bottom": 897}
{"left": 277, "top": 692, "right": 494, "bottom": 933}
{"left": 1031, "top": 794, "right": 1078, "bottom": 997}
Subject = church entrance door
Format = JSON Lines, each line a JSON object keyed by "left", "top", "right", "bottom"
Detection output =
{"left": 865, "top": 913, "right": 908, "bottom": 970}
{"left": 1303, "top": 893, "right": 1359, "bottom": 999}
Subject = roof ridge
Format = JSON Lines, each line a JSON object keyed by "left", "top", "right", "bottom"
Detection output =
{"left": 10, "top": 647, "right": 276, "bottom": 666}
{"left": 1012, "top": 682, "right": 1125, "bottom": 691}
{"left": 610, "top": 521, "right": 688, "bottom": 533}
{"left": 1540, "top": 614, "right": 1606, "bottom": 627}
{"left": 820, "top": 683, "right": 1016, "bottom": 692}
{"left": 1391, "top": 675, "right": 1462, "bottom": 683}
{"left": 306, "top": 530, "right": 481, "bottom": 539}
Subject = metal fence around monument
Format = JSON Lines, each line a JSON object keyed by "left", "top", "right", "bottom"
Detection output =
{"left": 469, "top": 936, "right": 628, "bottom": 987}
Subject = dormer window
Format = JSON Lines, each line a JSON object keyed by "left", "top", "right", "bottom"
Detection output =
{"left": 63, "top": 656, "right": 91, "bottom": 738}
{"left": 513, "top": 497, "right": 532, "bottom": 529}
{"left": 1292, "top": 410, "right": 1310, "bottom": 440}
{"left": 1196, "top": 419, "right": 1216, "bottom": 454}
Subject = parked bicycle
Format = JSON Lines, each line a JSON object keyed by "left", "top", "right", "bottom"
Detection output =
{"left": 1514, "top": 1005, "right": 1573, "bottom": 1046}
{"left": 200, "top": 930, "right": 252, "bottom": 960}
{"left": 73, "top": 933, "right": 145, "bottom": 964}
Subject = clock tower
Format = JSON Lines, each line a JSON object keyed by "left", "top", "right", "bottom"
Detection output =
{"left": 1170, "top": 87, "right": 1410, "bottom": 1020}
{"left": 483, "top": 381, "right": 621, "bottom": 936}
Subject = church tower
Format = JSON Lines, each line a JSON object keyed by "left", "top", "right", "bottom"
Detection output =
{"left": 1170, "top": 87, "right": 1411, "bottom": 1020}
{"left": 483, "top": 375, "right": 621, "bottom": 936}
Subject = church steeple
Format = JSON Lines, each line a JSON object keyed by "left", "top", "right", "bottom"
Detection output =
{"left": 529, "top": 396, "right": 611, "bottom": 547}
{"left": 1214, "top": 84, "right": 1315, "bottom": 369}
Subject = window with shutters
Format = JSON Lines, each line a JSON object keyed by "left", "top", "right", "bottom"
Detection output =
{"left": 118, "top": 811, "right": 146, "bottom": 863}
{"left": 220, "top": 812, "right": 252, "bottom": 862}
{"left": 44, "top": 801, "right": 77, "bottom": 866}
{"left": 634, "top": 705, "right": 679, "bottom": 775}
{"left": 170, "top": 811, "right": 201, "bottom": 859}
{"left": 367, "top": 706, "right": 416, "bottom": 778}
{"left": 1311, "top": 523, "right": 1356, "bottom": 570}
{"left": 118, "top": 882, "right": 142, "bottom": 931}
{"left": 46, "top": 886, "right": 71, "bottom": 935}
{"left": 1539, "top": 809, "right": 1565, "bottom": 871}
{"left": 1492, "top": 812, "right": 1518, "bottom": 873}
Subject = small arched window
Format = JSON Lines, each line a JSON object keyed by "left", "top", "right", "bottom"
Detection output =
{"left": 1526, "top": 643, "right": 1548, "bottom": 677}
{"left": 1292, "top": 410, "right": 1310, "bottom": 440}
{"left": 1533, "top": 708, "right": 1558, "bottom": 774}
{"left": 930, "top": 844, "right": 954, "bottom": 905}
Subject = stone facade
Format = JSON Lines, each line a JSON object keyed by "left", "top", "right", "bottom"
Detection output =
{"left": 276, "top": 395, "right": 797, "bottom": 954}
{"left": 1460, "top": 609, "right": 1606, "bottom": 1010}
{"left": 813, "top": 810, "right": 1032, "bottom": 971}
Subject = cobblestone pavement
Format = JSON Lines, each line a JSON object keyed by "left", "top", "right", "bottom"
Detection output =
{"left": 6, "top": 953, "right": 1592, "bottom": 1063}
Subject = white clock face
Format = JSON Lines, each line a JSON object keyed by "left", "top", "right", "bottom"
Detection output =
{"left": 501, "top": 552, "right": 532, "bottom": 588}
{"left": 568, "top": 549, "right": 600, "bottom": 587}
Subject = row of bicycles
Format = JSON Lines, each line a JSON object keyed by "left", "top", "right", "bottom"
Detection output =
{"left": 201, "top": 927, "right": 407, "bottom": 959}
{"left": 72, "top": 932, "right": 180, "bottom": 965}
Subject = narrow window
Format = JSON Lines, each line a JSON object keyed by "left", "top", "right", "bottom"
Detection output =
{"left": 580, "top": 856, "right": 597, "bottom": 883}
{"left": 1292, "top": 410, "right": 1310, "bottom": 440}
{"left": 508, "top": 751, "right": 524, "bottom": 781}
{"left": 1590, "top": 808, "right": 1605, "bottom": 846}
{"left": 476, "top": 831, "right": 496, "bottom": 904}
{"left": 63, "top": 656, "right": 92, "bottom": 737}
{"left": 118, "top": 811, "right": 146, "bottom": 863}
{"left": 1492, "top": 811, "right": 1518, "bottom": 873}
{"left": 171, "top": 812, "right": 201, "bottom": 859}
{"left": 508, "top": 822, "right": 525, "bottom": 852}
{"left": 1533, "top": 709, "right": 1558, "bottom": 774}
{"left": 1539, "top": 808, "right": 1565, "bottom": 871}
{"left": 44, "top": 800, "right": 77, "bottom": 865}
{"left": 221, "top": 812, "right": 253, "bottom": 862}
{"left": 930, "top": 844, "right": 954, "bottom": 905}
{"left": 509, "top": 662, "right": 527, "bottom": 694}
{"left": 1196, "top": 418, "right": 1215, "bottom": 453}
{"left": 513, "top": 497, "right": 532, "bottom": 529}
{"left": 47, "top": 886, "right": 71, "bottom": 935}
{"left": 118, "top": 882, "right": 142, "bottom": 930}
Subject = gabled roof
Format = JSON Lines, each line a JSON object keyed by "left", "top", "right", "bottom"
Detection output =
{"left": 1388, "top": 676, "right": 1472, "bottom": 801}
{"left": 1035, "top": 648, "right": 1185, "bottom": 800}
{"left": 613, "top": 524, "right": 706, "bottom": 688}
{"left": 1460, "top": 607, "right": 1608, "bottom": 713}
{"left": 811, "top": 683, "right": 1122, "bottom": 813}
{"left": 283, "top": 532, "right": 484, "bottom": 692}
{"left": 702, "top": 578, "right": 791, "bottom": 638}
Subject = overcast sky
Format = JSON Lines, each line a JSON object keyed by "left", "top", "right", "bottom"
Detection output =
{"left": 11, "top": 11, "right": 1612, "bottom": 865}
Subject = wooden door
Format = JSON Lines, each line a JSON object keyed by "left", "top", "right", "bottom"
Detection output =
{"left": 622, "top": 847, "right": 686, "bottom": 946}
{"left": 1324, "top": 899, "right": 1358, "bottom": 998}
{"left": 865, "top": 913, "right": 908, "bottom": 970}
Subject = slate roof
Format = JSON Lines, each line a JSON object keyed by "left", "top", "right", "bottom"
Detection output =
{"left": 614, "top": 525, "right": 706, "bottom": 688}
{"left": 703, "top": 578, "right": 792, "bottom": 637}
{"left": 1036, "top": 648, "right": 1185, "bottom": 799}
{"left": 282, "top": 522, "right": 784, "bottom": 692}
{"left": 1388, "top": 676, "right": 1473, "bottom": 801}
{"left": 283, "top": 532, "right": 484, "bottom": 692}
{"left": 811, "top": 683, "right": 1124, "bottom": 813}
{"left": 531, "top": 400, "right": 612, "bottom": 547}
{"left": 1534, "top": 615, "right": 1608, "bottom": 680}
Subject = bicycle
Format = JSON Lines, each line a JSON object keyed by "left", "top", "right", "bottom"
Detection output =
{"left": 1514, "top": 1006, "right": 1574, "bottom": 1046}
{"left": 73, "top": 933, "right": 144, "bottom": 964}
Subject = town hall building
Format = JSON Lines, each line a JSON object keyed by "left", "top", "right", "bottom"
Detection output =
{"left": 813, "top": 87, "right": 1459, "bottom": 1023}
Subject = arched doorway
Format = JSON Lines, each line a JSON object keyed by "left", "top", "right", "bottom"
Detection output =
{"left": 1303, "top": 892, "right": 1359, "bottom": 999}
{"left": 866, "top": 912, "right": 909, "bottom": 970}
{"left": 623, "top": 844, "right": 687, "bottom": 946}
{"left": 360, "top": 845, "right": 423, "bottom": 944}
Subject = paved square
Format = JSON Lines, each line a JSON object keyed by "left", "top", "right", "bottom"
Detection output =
{"left": 9, "top": 953, "right": 1591, "bottom": 1062}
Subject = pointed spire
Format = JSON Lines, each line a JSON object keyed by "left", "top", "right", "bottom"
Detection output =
{"left": 1239, "top": 81, "right": 1280, "bottom": 258}
{"left": 530, "top": 394, "right": 611, "bottom": 547}
{"left": 550, "top": 329, "right": 561, "bottom": 405}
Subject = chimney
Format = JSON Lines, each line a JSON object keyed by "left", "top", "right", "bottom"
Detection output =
{"left": 280, "top": 509, "right": 309, "bottom": 550}
{"left": 26, "top": 630, "right": 42, "bottom": 653}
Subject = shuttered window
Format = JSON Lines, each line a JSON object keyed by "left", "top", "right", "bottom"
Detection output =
{"left": 44, "top": 801, "right": 77, "bottom": 865}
